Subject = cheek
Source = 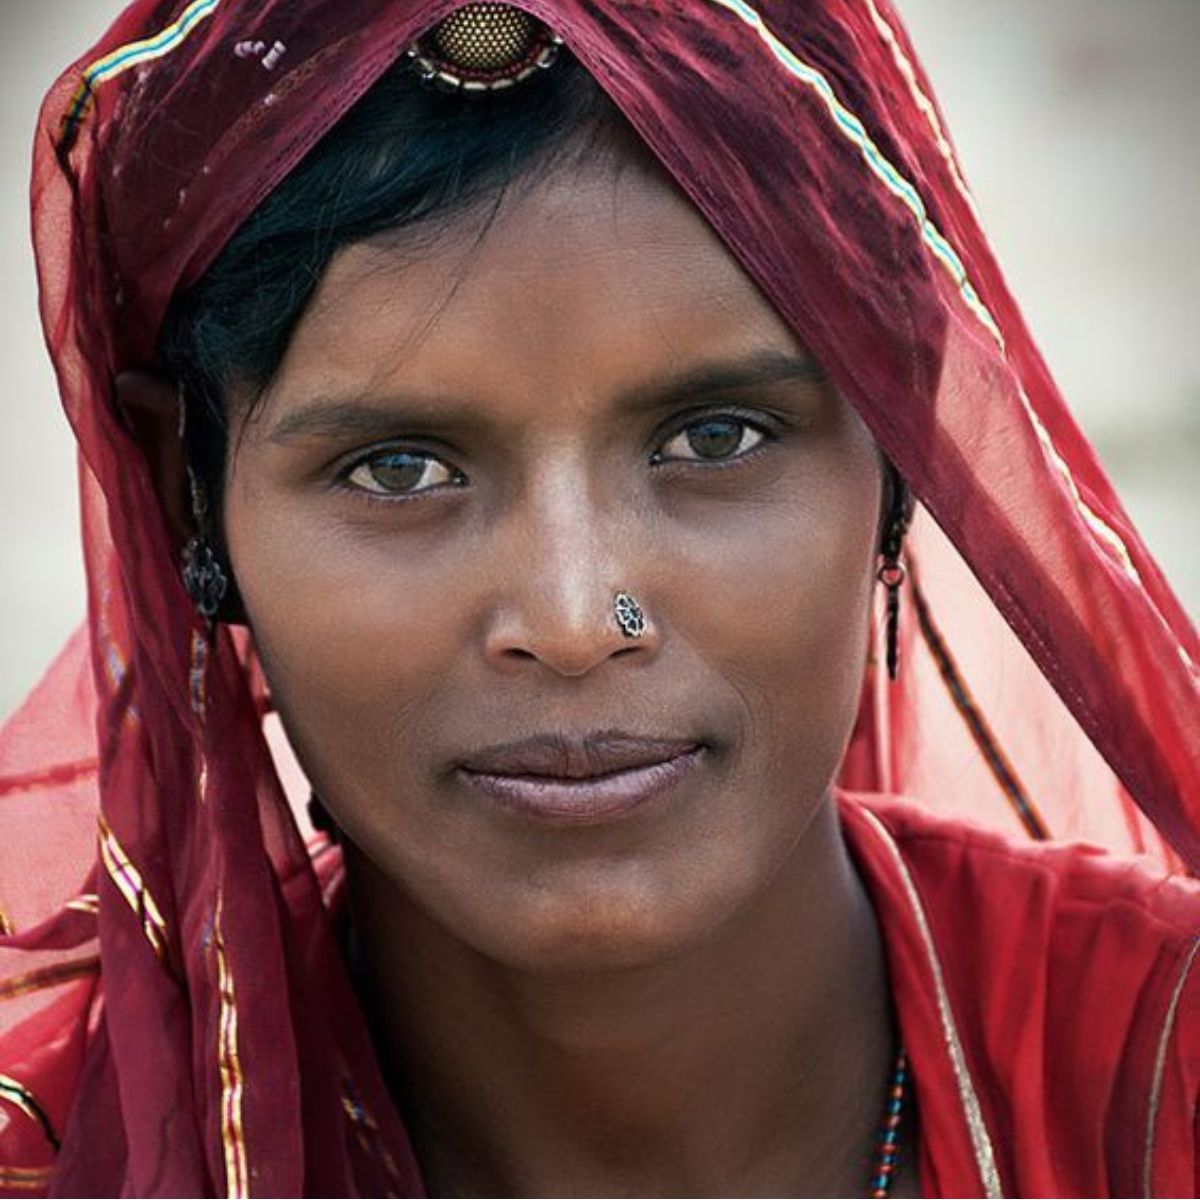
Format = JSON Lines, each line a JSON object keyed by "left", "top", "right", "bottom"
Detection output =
{"left": 222, "top": 480, "right": 474, "bottom": 811}
{"left": 661, "top": 458, "right": 881, "bottom": 783}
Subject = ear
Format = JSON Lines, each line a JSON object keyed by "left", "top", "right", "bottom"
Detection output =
{"left": 114, "top": 369, "right": 193, "bottom": 551}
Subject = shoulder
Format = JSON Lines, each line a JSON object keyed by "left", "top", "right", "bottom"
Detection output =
{"left": 839, "top": 792, "right": 1198, "bottom": 1197}
{"left": 842, "top": 790, "right": 1198, "bottom": 939}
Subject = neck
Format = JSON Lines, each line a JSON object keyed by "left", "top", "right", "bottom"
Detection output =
{"left": 347, "top": 798, "right": 897, "bottom": 1197}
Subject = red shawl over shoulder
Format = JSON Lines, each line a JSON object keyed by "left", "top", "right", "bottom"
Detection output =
{"left": 2, "top": 0, "right": 1197, "bottom": 1194}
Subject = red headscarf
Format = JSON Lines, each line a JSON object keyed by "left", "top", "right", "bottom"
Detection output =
{"left": 2, "top": 0, "right": 1196, "bottom": 1193}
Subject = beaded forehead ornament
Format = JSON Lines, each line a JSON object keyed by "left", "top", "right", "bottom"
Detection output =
{"left": 408, "top": 2, "right": 564, "bottom": 92}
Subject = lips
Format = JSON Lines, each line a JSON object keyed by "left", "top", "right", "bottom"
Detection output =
{"left": 455, "top": 731, "right": 706, "bottom": 824}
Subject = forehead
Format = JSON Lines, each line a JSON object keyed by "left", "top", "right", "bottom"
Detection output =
{"left": 265, "top": 153, "right": 805, "bottom": 408}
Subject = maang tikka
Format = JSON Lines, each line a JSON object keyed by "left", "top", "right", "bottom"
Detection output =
{"left": 407, "top": 2, "right": 564, "bottom": 93}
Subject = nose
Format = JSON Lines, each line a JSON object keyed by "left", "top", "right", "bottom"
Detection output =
{"left": 481, "top": 482, "right": 660, "bottom": 678}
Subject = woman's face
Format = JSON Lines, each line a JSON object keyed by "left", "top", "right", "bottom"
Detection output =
{"left": 223, "top": 152, "right": 884, "bottom": 971}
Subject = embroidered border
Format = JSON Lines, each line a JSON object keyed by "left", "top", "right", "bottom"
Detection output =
{"left": 703, "top": 0, "right": 1195, "bottom": 679}
{"left": 1142, "top": 936, "right": 1199, "bottom": 1197}
{"left": 857, "top": 808, "right": 1005, "bottom": 1198}
{"left": 59, "top": 0, "right": 222, "bottom": 149}
{"left": 706, "top": 0, "right": 1001, "bottom": 341}
{"left": 213, "top": 895, "right": 249, "bottom": 1199}
{"left": 97, "top": 814, "right": 170, "bottom": 964}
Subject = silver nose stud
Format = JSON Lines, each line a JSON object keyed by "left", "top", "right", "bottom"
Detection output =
{"left": 613, "top": 591, "right": 647, "bottom": 639}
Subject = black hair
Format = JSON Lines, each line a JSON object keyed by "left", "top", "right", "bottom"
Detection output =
{"left": 159, "top": 53, "right": 624, "bottom": 506}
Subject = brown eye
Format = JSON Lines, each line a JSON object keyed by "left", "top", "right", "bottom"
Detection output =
{"left": 658, "top": 417, "right": 766, "bottom": 463}
{"left": 345, "top": 450, "right": 460, "bottom": 496}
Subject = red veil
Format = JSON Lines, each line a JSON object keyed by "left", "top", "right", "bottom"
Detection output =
{"left": 2, "top": 0, "right": 1196, "bottom": 1194}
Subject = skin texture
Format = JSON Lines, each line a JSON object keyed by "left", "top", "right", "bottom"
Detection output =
{"left": 124, "top": 149, "right": 916, "bottom": 1196}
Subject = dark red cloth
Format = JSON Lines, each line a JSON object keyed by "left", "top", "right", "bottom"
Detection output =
{"left": 839, "top": 793, "right": 1198, "bottom": 1199}
{"left": 2, "top": 0, "right": 1197, "bottom": 1194}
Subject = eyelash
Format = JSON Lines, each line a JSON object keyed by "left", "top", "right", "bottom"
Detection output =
{"left": 335, "top": 410, "right": 779, "bottom": 501}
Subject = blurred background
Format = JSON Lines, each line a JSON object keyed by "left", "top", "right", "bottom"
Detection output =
{"left": 1, "top": 0, "right": 1197, "bottom": 718}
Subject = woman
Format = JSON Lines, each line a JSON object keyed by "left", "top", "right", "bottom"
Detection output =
{"left": 1, "top": 0, "right": 1196, "bottom": 1195}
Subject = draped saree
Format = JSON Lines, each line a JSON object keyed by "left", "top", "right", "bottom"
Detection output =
{"left": 1, "top": 0, "right": 1196, "bottom": 1194}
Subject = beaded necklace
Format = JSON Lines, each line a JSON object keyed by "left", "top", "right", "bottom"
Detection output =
{"left": 868, "top": 1047, "right": 909, "bottom": 1197}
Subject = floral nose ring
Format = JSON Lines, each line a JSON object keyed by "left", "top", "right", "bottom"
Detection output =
{"left": 613, "top": 592, "right": 647, "bottom": 639}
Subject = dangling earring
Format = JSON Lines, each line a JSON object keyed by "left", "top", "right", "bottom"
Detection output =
{"left": 877, "top": 469, "right": 911, "bottom": 683}
{"left": 178, "top": 391, "right": 231, "bottom": 622}
{"left": 180, "top": 460, "right": 231, "bottom": 620}
{"left": 182, "top": 533, "right": 229, "bottom": 620}
{"left": 877, "top": 553, "right": 905, "bottom": 682}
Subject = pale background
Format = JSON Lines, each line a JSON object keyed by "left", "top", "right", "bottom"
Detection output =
{"left": 1, "top": 0, "right": 1197, "bottom": 718}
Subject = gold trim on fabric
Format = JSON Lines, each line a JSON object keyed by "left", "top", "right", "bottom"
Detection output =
{"left": 0, "top": 1164, "right": 55, "bottom": 1191}
{"left": 65, "top": 893, "right": 100, "bottom": 915}
{"left": 97, "top": 814, "right": 170, "bottom": 963}
{"left": 0, "top": 904, "right": 12, "bottom": 937}
{"left": 213, "top": 895, "right": 249, "bottom": 1199}
{"left": 1142, "top": 936, "right": 1199, "bottom": 1198}
{"left": 0, "top": 1073, "right": 59, "bottom": 1152}
{"left": 0, "top": 957, "right": 99, "bottom": 1002}
{"left": 857, "top": 808, "right": 1004, "bottom": 1198}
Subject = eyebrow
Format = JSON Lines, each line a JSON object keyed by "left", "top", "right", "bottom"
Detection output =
{"left": 265, "top": 349, "right": 825, "bottom": 445}
{"left": 619, "top": 349, "right": 826, "bottom": 414}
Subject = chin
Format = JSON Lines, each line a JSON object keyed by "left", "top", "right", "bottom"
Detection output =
{"left": 471, "top": 868, "right": 739, "bottom": 975}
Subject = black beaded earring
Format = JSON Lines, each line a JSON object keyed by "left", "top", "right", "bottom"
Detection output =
{"left": 878, "top": 468, "right": 913, "bottom": 683}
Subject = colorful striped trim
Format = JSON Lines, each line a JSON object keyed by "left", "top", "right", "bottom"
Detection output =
{"left": 0, "top": 958, "right": 99, "bottom": 1003}
{"left": 705, "top": 0, "right": 1002, "bottom": 344}
{"left": 213, "top": 896, "right": 249, "bottom": 1199}
{"left": 704, "top": 0, "right": 1194, "bottom": 679}
{"left": 861, "top": 0, "right": 983, "bottom": 224}
{"left": 0, "top": 1075, "right": 59, "bottom": 1153}
{"left": 97, "top": 814, "right": 170, "bottom": 964}
{"left": 59, "top": 0, "right": 221, "bottom": 149}
{"left": 910, "top": 573, "right": 1051, "bottom": 841}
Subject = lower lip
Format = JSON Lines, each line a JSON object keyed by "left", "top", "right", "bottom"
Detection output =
{"left": 456, "top": 747, "right": 706, "bottom": 825}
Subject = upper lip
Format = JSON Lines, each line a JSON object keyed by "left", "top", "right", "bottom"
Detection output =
{"left": 457, "top": 731, "right": 701, "bottom": 780}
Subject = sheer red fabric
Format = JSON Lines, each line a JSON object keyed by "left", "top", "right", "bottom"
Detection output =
{"left": 2, "top": 0, "right": 1196, "bottom": 1194}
